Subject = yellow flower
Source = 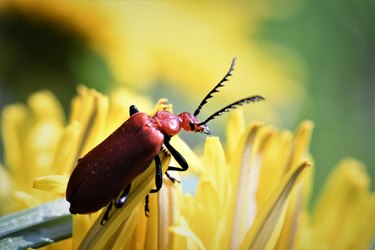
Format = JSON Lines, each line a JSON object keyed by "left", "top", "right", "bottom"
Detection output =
{"left": 72, "top": 111, "right": 311, "bottom": 249}
{"left": 1, "top": 88, "right": 374, "bottom": 249}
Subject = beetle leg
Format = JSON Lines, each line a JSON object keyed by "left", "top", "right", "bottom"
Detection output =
{"left": 129, "top": 105, "right": 139, "bottom": 116}
{"left": 165, "top": 171, "right": 180, "bottom": 183}
{"left": 143, "top": 155, "right": 162, "bottom": 217}
{"left": 145, "top": 194, "right": 150, "bottom": 217}
{"left": 150, "top": 155, "right": 162, "bottom": 193}
{"left": 163, "top": 140, "right": 189, "bottom": 172}
{"left": 101, "top": 201, "right": 113, "bottom": 225}
{"left": 115, "top": 184, "right": 131, "bottom": 208}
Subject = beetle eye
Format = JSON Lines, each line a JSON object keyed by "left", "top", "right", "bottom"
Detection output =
{"left": 189, "top": 121, "right": 195, "bottom": 131}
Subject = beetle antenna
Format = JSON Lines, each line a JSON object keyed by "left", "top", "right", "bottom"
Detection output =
{"left": 193, "top": 57, "right": 236, "bottom": 117}
{"left": 198, "top": 95, "right": 265, "bottom": 126}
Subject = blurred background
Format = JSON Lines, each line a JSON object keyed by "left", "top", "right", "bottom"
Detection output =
{"left": 0, "top": 1, "right": 373, "bottom": 203}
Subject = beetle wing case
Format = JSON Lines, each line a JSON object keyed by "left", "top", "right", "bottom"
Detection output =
{"left": 66, "top": 113, "right": 164, "bottom": 214}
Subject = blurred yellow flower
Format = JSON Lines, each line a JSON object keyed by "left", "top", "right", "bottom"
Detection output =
{"left": 0, "top": 0, "right": 306, "bottom": 125}
{"left": 1, "top": 87, "right": 374, "bottom": 249}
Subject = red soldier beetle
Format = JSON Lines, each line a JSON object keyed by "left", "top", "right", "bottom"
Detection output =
{"left": 66, "top": 57, "right": 264, "bottom": 224}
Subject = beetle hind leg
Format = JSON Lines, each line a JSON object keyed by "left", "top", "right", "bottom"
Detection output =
{"left": 145, "top": 194, "right": 150, "bottom": 217}
{"left": 101, "top": 201, "right": 113, "bottom": 225}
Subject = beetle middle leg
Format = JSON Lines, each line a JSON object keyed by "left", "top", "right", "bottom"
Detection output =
{"left": 144, "top": 154, "right": 162, "bottom": 216}
{"left": 100, "top": 184, "right": 131, "bottom": 225}
{"left": 115, "top": 184, "right": 131, "bottom": 208}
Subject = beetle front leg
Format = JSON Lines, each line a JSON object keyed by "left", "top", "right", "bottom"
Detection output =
{"left": 164, "top": 139, "right": 189, "bottom": 173}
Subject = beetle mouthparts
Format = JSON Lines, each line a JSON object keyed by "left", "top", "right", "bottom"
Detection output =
{"left": 202, "top": 126, "right": 211, "bottom": 135}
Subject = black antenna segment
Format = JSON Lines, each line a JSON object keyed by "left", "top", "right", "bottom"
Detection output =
{"left": 198, "top": 95, "right": 265, "bottom": 126}
{"left": 193, "top": 57, "right": 236, "bottom": 117}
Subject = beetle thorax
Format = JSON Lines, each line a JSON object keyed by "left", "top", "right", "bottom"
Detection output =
{"left": 152, "top": 110, "right": 181, "bottom": 137}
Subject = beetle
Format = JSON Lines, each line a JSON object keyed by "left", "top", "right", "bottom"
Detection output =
{"left": 66, "top": 57, "right": 264, "bottom": 224}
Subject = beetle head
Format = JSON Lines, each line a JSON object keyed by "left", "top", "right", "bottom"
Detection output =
{"left": 177, "top": 112, "right": 211, "bottom": 134}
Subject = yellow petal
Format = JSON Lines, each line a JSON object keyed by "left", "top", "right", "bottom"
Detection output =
{"left": 274, "top": 166, "right": 313, "bottom": 250}
{"left": 287, "top": 120, "right": 314, "bottom": 170}
{"left": 53, "top": 121, "right": 82, "bottom": 174}
{"left": 157, "top": 175, "right": 182, "bottom": 250}
{"left": 169, "top": 217, "right": 206, "bottom": 250}
{"left": 69, "top": 86, "right": 108, "bottom": 156}
{"left": 13, "top": 191, "right": 40, "bottom": 209}
{"left": 72, "top": 214, "right": 93, "bottom": 250}
{"left": 239, "top": 161, "right": 311, "bottom": 250}
{"left": 105, "top": 87, "right": 153, "bottom": 134}
{"left": 1, "top": 104, "right": 27, "bottom": 176}
{"left": 305, "top": 158, "right": 375, "bottom": 249}
{"left": 27, "top": 90, "right": 65, "bottom": 125}
{"left": 0, "top": 165, "right": 15, "bottom": 214}
{"left": 32, "top": 175, "right": 69, "bottom": 194}
{"left": 228, "top": 122, "right": 265, "bottom": 249}
{"left": 226, "top": 109, "right": 245, "bottom": 160}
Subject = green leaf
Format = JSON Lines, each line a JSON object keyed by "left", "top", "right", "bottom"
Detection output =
{"left": 0, "top": 198, "right": 72, "bottom": 249}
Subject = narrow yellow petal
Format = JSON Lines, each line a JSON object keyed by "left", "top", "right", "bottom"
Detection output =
{"left": 1, "top": 104, "right": 27, "bottom": 176}
{"left": 72, "top": 214, "right": 93, "bottom": 250}
{"left": 287, "top": 120, "right": 314, "bottom": 170}
{"left": 53, "top": 121, "right": 82, "bottom": 174}
{"left": 228, "top": 122, "right": 265, "bottom": 250}
{"left": 125, "top": 206, "right": 148, "bottom": 250}
{"left": 149, "top": 98, "right": 173, "bottom": 116}
{"left": 13, "top": 191, "right": 40, "bottom": 209}
{"left": 69, "top": 86, "right": 108, "bottom": 156}
{"left": 157, "top": 175, "right": 181, "bottom": 250}
{"left": 78, "top": 149, "right": 171, "bottom": 249}
{"left": 144, "top": 192, "right": 158, "bottom": 250}
{"left": 201, "top": 137, "right": 227, "bottom": 203}
{"left": 275, "top": 166, "right": 313, "bottom": 250}
{"left": 27, "top": 90, "right": 65, "bottom": 125}
{"left": 0, "top": 165, "right": 15, "bottom": 214}
{"left": 25, "top": 121, "right": 63, "bottom": 178}
{"left": 111, "top": 206, "right": 144, "bottom": 250}
{"left": 226, "top": 109, "right": 245, "bottom": 160}
{"left": 32, "top": 175, "right": 69, "bottom": 194}
{"left": 239, "top": 161, "right": 311, "bottom": 250}
{"left": 308, "top": 158, "right": 375, "bottom": 249}
{"left": 105, "top": 87, "right": 153, "bottom": 134}
{"left": 169, "top": 217, "right": 206, "bottom": 250}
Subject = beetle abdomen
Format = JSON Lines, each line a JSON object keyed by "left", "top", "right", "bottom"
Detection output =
{"left": 66, "top": 113, "right": 164, "bottom": 214}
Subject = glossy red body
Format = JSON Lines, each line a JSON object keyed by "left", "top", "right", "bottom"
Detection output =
{"left": 66, "top": 112, "right": 165, "bottom": 214}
